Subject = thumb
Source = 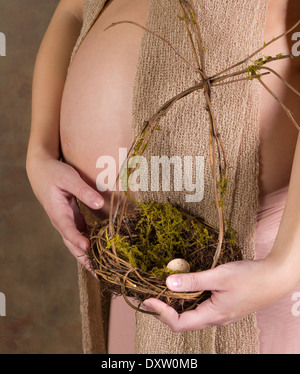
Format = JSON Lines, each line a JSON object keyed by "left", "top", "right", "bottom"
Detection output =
{"left": 166, "top": 266, "right": 226, "bottom": 293}
{"left": 60, "top": 170, "right": 104, "bottom": 210}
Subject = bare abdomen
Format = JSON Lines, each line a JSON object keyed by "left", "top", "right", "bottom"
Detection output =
{"left": 60, "top": 0, "right": 151, "bottom": 217}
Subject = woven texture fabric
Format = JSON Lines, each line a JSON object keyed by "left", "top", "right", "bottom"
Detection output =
{"left": 131, "top": 0, "right": 269, "bottom": 354}
{"left": 70, "top": 0, "right": 270, "bottom": 354}
{"left": 70, "top": 0, "right": 112, "bottom": 354}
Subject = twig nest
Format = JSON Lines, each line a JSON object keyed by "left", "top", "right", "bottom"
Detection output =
{"left": 88, "top": 202, "right": 242, "bottom": 313}
{"left": 166, "top": 258, "right": 190, "bottom": 273}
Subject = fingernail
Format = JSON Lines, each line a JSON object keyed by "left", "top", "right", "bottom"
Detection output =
{"left": 90, "top": 196, "right": 103, "bottom": 208}
{"left": 143, "top": 301, "right": 154, "bottom": 312}
{"left": 91, "top": 271, "right": 98, "bottom": 279}
{"left": 80, "top": 243, "right": 88, "bottom": 251}
{"left": 167, "top": 275, "right": 182, "bottom": 289}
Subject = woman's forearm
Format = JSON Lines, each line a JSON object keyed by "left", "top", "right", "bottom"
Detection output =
{"left": 27, "top": 0, "right": 83, "bottom": 164}
{"left": 25, "top": 1, "right": 105, "bottom": 267}
{"left": 266, "top": 132, "right": 300, "bottom": 283}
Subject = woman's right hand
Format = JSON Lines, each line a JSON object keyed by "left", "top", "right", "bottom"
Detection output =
{"left": 26, "top": 154, "right": 104, "bottom": 273}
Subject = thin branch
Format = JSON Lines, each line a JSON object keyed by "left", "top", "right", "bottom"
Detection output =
{"left": 259, "top": 66, "right": 300, "bottom": 97}
{"left": 210, "top": 18, "right": 300, "bottom": 79}
{"left": 205, "top": 90, "right": 226, "bottom": 269}
{"left": 257, "top": 76, "right": 300, "bottom": 131}
{"left": 177, "top": 0, "right": 201, "bottom": 69}
{"left": 177, "top": 2, "right": 226, "bottom": 267}
{"left": 181, "top": 0, "right": 206, "bottom": 71}
{"left": 104, "top": 20, "right": 200, "bottom": 72}
{"left": 212, "top": 72, "right": 270, "bottom": 87}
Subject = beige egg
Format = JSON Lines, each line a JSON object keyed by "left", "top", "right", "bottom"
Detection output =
{"left": 166, "top": 258, "right": 190, "bottom": 273}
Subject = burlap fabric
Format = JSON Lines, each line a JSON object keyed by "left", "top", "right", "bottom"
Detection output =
{"left": 69, "top": 0, "right": 269, "bottom": 354}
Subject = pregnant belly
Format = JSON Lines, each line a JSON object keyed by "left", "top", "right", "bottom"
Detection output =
{"left": 61, "top": 0, "right": 300, "bottom": 217}
{"left": 60, "top": 0, "right": 151, "bottom": 217}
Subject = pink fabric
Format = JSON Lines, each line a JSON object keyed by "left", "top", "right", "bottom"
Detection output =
{"left": 108, "top": 184, "right": 300, "bottom": 354}
{"left": 108, "top": 296, "right": 136, "bottom": 354}
{"left": 255, "top": 185, "right": 300, "bottom": 354}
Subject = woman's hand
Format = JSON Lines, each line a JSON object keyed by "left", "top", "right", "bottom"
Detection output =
{"left": 26, "top": 154, "right": 104, "bottom": 272}
{"left": 143, "top": 258, "right": 297, "bottom": 332}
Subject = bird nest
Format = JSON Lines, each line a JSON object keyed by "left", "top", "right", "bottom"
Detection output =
{"left": 86, "top": 1, "right": 299, "bottom": 314}
{"left": 88, "top": 201, "right": 242, "bottom": 314}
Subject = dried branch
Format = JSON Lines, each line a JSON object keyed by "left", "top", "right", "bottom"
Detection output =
{"left": 210, "top": 18, "right": 300, "bottom": 79}
{"left": 177, "top": 0, "right": 201, "bottom": 70}
{"left": 104, "top": 20, "right": 200, "bottom": 72}
{"left": 178, "top": 0, "right": 226, "bottom": 268}
{"left": 259, "top": 66, "right": 300, "bottom": 98}
{"left": 178, "top": 0, "right": 206, "bottom": 71}
{"left": 257, "top": 76, "right": 300, "bottom": 131}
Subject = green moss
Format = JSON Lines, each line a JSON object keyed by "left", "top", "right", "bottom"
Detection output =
{"left": 177, "top": 11, "right": 196, "bottom": 24}
{"left": 133, "top": 139, "right": 143, "bottom": 156}
{"left": 246, "top": 54, "right": 282, "bottom": 80}
{"left": 105, "top": 202, "right": 223, "bottom": 279}
{"left": 177, "top": 14, "right": 187, "bottom": 21}
{"left": 247, "top": 63, "right": 262, "bottom": 80}
{"left": 225, "top": 218, "right": 238, "bottom": 246}
{"left": 189, "top": 11, "right": 197, "bottom": 24}
{"left": 217, "top": 173, "right": 229, "bottom": 208}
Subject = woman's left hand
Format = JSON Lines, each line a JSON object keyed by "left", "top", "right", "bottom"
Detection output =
{"left": 142, "top": 258, "right": 297, "bottom": 332}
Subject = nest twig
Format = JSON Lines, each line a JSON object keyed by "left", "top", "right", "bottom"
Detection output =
{"left": 88, "top": 204, "right": 242, "bottom": 314}
{"left": 88, "top": 1, "right": 300, "bottom": 314}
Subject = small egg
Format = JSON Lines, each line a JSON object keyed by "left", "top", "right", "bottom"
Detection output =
{"left": 166, "top": 258, "right": 190, "bottom": 273}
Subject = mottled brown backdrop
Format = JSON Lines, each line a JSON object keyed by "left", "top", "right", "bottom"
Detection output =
{"left": 0, "top": 0, "right": 82, "bottom": 353}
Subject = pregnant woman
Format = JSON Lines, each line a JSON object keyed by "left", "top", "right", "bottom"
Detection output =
{"left": 26, "top": 0, "right": 300, "bottom": 354}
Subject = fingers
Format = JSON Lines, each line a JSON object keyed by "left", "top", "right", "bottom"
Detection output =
{"left": 142, "top": 267, "right": 232, "bottom": 332}
{"left": 53, "top": 205, "right": 97, "bottom": 277}
{"left": 61, "top": 216, "right": 90, "bottom": 251}
{"left": 166, "top": 266, "right": 228, "bottom": 293}
{"left": 143, "top": 298, "right": 181, "bottom": 331}
{"left": 62, "top": 236, "right": 85, "bottom": 262}
{"left": 143, "top": 297, "right": 221, "bottom": 332}
{"left": 62, "top": 237, "right": 97, "bottom": 277}
{"left": 47, "top": 194, "right": 91, "bottom": 266}
{"left": 46, "top": 167, "right": 104, "bottom": 274}
{"left": 69, "top": 196, "right": 88, "bottom": 233}
{"left": 50, "top": 203, "right": 89, "bottom": 251}
{"left": 58, "top": 169, "right": 104, "bottom": 210}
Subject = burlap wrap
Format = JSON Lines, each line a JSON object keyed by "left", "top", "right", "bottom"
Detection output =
{"left": 69, "top": 0, "right": 269, "bottom": 354}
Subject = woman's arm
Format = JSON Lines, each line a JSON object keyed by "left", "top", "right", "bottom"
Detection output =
{"left": 26, "top": 0, "right": 104, "bottom": 271}
{"left": 267, "top": 132, "right": 300, "bottom": 269}
{"left": 28, "top": 0, "right": 84, "bottom": 159}
{"left": 143, "top": 133, "right": 300, "bottom": 332}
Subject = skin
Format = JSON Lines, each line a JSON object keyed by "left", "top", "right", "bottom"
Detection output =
{"left": 26, "top": 0, "right": 300, "bottom": 331}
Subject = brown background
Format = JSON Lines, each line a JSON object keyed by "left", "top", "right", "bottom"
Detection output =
{"left": 0, "top": 0, "right": 82, "bottom": 353}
